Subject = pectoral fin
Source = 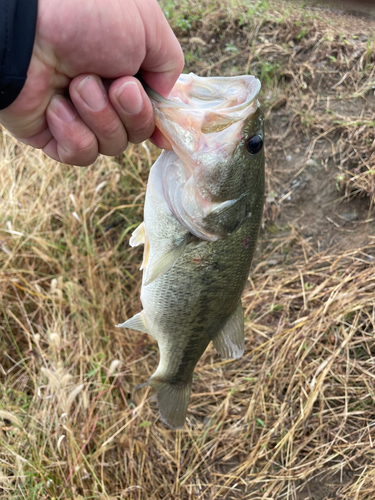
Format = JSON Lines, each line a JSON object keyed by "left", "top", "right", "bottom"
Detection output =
{"left": 140, "top": 236, "right": 150, "bottom": 271}
{"left": 116, "top": 311, "right": 149, "bottom": 334}
{"left": 144, "top": 233, "right": 190, "bottom": 286}
{"left": 212, "top": 302, "right": 244, "bottom": 359}
{"left": 129, "top": 222, "right": 150, "bottom": 271}
{"left": 129, "top": 222, "right": 145, "bottom": 247}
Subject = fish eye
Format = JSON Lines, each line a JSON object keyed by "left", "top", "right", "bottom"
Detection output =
{"left": 246, "top": 135, "right": 263, "bottom": 155}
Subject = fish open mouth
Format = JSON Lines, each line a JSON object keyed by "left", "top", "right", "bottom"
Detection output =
{"left": 169, "top": 73, "right": 260, "bottom": 112}
{"left": 151, "top": 73, "right": 261, "bottom": 165}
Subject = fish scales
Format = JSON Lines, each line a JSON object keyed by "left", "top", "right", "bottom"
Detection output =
{"left": 117, "top": 73, "right": 265, "bottom": 428}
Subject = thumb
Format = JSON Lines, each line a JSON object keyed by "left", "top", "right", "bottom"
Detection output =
{"left": 137, "top": 0, "right": 184, "bottom": 97}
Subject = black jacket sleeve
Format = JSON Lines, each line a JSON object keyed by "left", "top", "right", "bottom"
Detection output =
{"left": 0, "top": 0, "right": 38, "bottom": 110}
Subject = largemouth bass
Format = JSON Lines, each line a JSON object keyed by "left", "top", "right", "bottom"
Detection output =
{"left": 118, "top": 72, "right": 264, "bottom": 428}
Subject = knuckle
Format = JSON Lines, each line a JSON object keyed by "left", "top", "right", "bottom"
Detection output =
{"left": 72, "top": 132, "right": 97, "bottom": 155}
{"left": 73, "top": 156, "right": 98, "bottom": 167}
{"left": 99, "top": 118, "right": 123, "bottom": 140}
{"left": 96, "top": 119, "right": 128, "bottom": 155}
{"left": 63, "top": 152, "right": 97, "bottom": 167}
{"left": 99, "top": 139, "right": 128, "bottom": 157}
{"left": 63, "top": 132, "right": 98, "bottom": 165}
{"left": 127, "top": 116, "right": 154, "bottom": 143}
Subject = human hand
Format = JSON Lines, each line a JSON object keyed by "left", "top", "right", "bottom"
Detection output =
{"left": 0, "top": 0, "right": 183, "bottom": 165}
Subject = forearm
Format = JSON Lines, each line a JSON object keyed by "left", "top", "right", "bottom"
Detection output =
{"left": 0, "top": 0, "right": 38, "bottom": 109}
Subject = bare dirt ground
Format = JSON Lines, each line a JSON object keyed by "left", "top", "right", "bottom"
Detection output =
{"left": 1, "top": 1, "right": 375, "bottom": 499}
{"left": 257, "top": 3, "right": 375, "bottom": 256}
{"left": 304, "top": 0, "right": 375, "bottom": 20}
{"left": 268, "top": 91, "right": 375, "bottom": 253}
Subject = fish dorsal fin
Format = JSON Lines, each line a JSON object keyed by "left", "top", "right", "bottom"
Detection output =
{"left": 212, "top": 302, "right": 244, "bottom": 359}
{"left": 129, "top": 222, "right": 145, "bottom": 247}
{"left": 116, "top": 311, "right": 149, "bottom": 334}
{"left": 144, "top": 233, "right": 189, "bottom": 286}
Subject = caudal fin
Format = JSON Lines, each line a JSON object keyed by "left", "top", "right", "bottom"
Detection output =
{"left": 147, "top": 378, "right": 192, "bottom": 429}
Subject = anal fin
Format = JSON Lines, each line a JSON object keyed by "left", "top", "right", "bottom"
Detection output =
{"left": 144, "top": 233, "right": 189, "bottom": 286}
{"left": 212, "top": 302, "right": 244, "bottom": 359}
{"left": 116, "top": 311, "right": 149, "bottom": 334}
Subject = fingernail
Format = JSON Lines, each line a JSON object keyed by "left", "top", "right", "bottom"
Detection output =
{"left": 116, "top": 82, "right": 143, "bottom": 114}
{"left": 50, "top": 95, "right": 77, "bottom": 122}
{"left": 77, "top": 76, "right": 107, "bottom": 111}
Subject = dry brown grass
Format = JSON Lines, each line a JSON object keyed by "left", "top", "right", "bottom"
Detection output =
{"left": 1, "top": 1, "right": 375, "bottom": 499}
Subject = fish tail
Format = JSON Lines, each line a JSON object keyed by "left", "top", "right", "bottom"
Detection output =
{"left": 147, "top": 377, "right": 192, "bottom": 429}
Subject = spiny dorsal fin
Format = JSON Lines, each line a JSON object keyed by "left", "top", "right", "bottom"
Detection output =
{"left": 116, "top": 311, "right": 149, "bottom": 334}
{"left": 212, "top": 302, "right": 244, "bottom": 359}
{"left": 144, "top": 233, "right": 190, "bottom": 286}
